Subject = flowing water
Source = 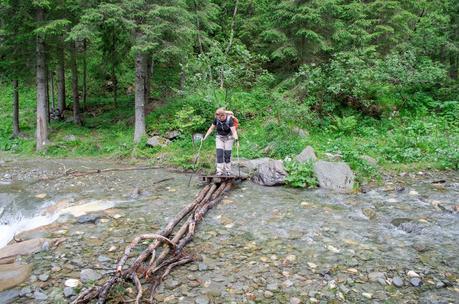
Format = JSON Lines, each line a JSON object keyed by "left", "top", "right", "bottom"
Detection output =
{"left": 0, "top": 157, "right": 458, "bottom": 303}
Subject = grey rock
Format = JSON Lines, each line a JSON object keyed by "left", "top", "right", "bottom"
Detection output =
{"left": 368, "top": 272, "right": 385, "bottom": 282}
{"left": 165, "top": 279, "right": 181, "bottom": 289}
{"left": 0, "top": 289, "right": 20, "bottom": 304}
{"left": 80, "top": 269, "right": 101, "bottom": 283}
{"left": 33, "top": 290, "right": 48, "bottom": 301}
{"left": 392, "top": 277, "right": 403, "bottom": 287}
{"left": 361, "top": 155, "right": 377, "bottom": 166}
{"left": 147, "top": 136, "right": 170, "bottom": 147}
{"left": 38, "top": 273, "right": 49, "bottom": 282}
{"left": 165, "top": 130, "right": 181, "bottom": 140}
{"left": 264, "top": 290, "right": 274, "bottom": 298}
{"left": 292, "top": 127, "right": 309, "bottom": 138}
{"left": 410, "top": 278, "right": 422, "bottom": 287}
{"left": 63, "top": 287, "right": 76, "bottom": 298}
{"left": 63, "top": 135, "right": 77, "bottom": 142}
{"left": 19, "top": 286, "right": 32, "bottom": 296}
{"left": 198, "top": 263, "right": 208, "bottom": 271}
{"left": 313, "top": 160, "right": 354, "bottom": 193}
{"left": 249, "top": 158, "right": 287, "bottom": 186}
{"left": 195, "top": 295, "right": 210, "bottom": 304}
{"left": 97, "top": 255, "right": 111, "bottom": 263}
{"left": 266, "top": 283, "right": 278, "bottom": 291}
{"left": 295, "top": 146, "right": 317, "bottom": 163}
{"left": 77, "top": 214, "right": 99, "bottom": 224}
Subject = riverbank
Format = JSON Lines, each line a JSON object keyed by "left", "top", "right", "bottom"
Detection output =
{"left": 0, "top": 158, "right": 458, "bottom": 303}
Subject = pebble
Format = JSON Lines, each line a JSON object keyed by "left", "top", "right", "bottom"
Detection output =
{"left": 33, "top": 290, "right": 48, "bottom": 301}
{"left": 77, "top": 214, "right": 100, "bottom": 224}
{"left": 407, "top": 270, "right": 420, "bottom": 277}
{"left": 368, "top": 272, "right": 385, "bottom": 282}
{"left": 410, "top": 278, "right": 422, "bottom": 287}
{"left": 165, "top": 279, "right": 181, "bottom": 289}
{"left": 198, "top": 263, "right": 208, "bottom": 271}
{"left": 290, "top": 297, "right": 301, "bottom": 304}
{"left": 267, "top": 283, "right": 278, "bottom": 291}
{"left": 64, "top": 278, "right": 81, "bottom": 288}
{"left": 63, "top": 287, "right": 76, "bottom": 298}
{"left": 195, "top": 295, "right": 210, "bottom": 304}
{"left": 97, "top": 255, "right": 111, "bottom": 263}
{"left": 362, "top": 292, "right": 373, "bottom": 299}
{"left": 108, "top": 245, "right": 117, "bottom": 252}
{"left": 392, "top": 277, "right": 404, "bottom": 287}
{"left": 80, "top": 269, "right": 102, "bottom": 283}
{"left": 19, "top": 286, "right": 32, "bottom": 296}
{"left": 38, "top": 273, "right": 49, "bottom": 282}
{"left": 264, "top": 290, "right": 274, "bottom": 298}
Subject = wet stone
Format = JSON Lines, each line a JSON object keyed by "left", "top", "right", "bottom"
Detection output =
{"left": 77, "top": 214, "right": 100, "bottom": 224}
{"left": 0, "top": 288, "right": 20, "bottom": 303}
{"left": 19, "top": 286, "right": 32, "bottom": 296}
{"left": 97, "top": 255, "right": 111, "bottom": 263}
{"left": 64, "top": 287, "right": 76, "bottom": 298}
{"left": 392, "top": 277, "right": 404, "bottom": 287}
{"left": 410, "top": 278, "right": 422, "bottom": 287}
{"left": 80, "top": 268, "right": 101, "bottom": 283}
{"left": 198, "top": 263, "right": 208, "bottom": 271}
{"left": 38, "top": 273, "right": 49, "bottom": 282}
{"left": 33, "top": 290, "right": 48, "bottom": 301}
{"left": 195, "top": 295, "right": 210, "bottom": 304}
{"left": 264, "top": 290, "right": 274, "bottom": 298}
{"left": 165, "top": 279, "right": 181, "bottom": 289}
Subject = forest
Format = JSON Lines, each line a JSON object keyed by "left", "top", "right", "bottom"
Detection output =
{"left": 0, "top": 0, "right": 458, "bottom": 184}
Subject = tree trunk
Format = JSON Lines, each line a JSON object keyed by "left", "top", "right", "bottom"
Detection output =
{"left": 134, "top": 52, "right": 147, "bottom": 143}
{"left": 57, "top": 36, "right": 66, "bottom": 119}
{"left": 12, "top": 80, "right": 20, "bottom": 137}
{"left": 83, "top": 39, "right": 87, "bottom": 111}
{"left": 71, "top": 42, "right": 82, "bottom": 125}
{"left": 36, "top": 7, "right": 48, "bottom": 151}
{"left": 180, "top": 65, "right": 186, "bottom": 93}
{"left": 112, "top": 64, "right": 118, "bottom": 105}
{"left": 145, "top": 55, "right": 152, "bottom": 103}
{"left": 194, "top": 0, "right": 204, "bottom": 54}
{"left": 45, "top": 64, "right": 50, "bottom": 122}
{"left": 50, "top": 70, "right": 55, "bottom": 114}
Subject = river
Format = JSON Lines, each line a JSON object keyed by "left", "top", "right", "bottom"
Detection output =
{"left": 0, "top": 157, "right": 458, "bottom": 303}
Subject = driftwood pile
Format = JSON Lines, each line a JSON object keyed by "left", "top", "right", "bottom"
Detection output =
{"left": 73, "top": 181, "right": 232, "bottom": 304}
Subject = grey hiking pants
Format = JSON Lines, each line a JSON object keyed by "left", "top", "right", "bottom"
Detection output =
{"left": 216, "top": 135, "right": 234, "bottom": 174}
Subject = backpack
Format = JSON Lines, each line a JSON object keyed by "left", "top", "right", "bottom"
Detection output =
{"left": 225, "top": 111, "right": 239, "bottom": 129}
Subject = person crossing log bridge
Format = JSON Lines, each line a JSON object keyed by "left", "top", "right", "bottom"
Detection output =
{"left": 73, "top": 179, "right": 234, "bottom": 304}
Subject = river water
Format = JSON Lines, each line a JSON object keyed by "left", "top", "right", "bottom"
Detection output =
{"left": 0, "top": 157, "right": 458, "bottom": 303}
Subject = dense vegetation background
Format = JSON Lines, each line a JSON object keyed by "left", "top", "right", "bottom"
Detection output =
{"left": 0, "top": 0, "right": 458, "bottom": 185}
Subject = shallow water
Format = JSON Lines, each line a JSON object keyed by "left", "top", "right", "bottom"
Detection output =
{"left": 0, "top": 158, "right": 458, "bottom": 303}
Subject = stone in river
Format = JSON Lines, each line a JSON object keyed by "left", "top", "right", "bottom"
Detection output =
{"left": 0, "top": 263, "right": 32, "bottom": 292}
{"left": 410, "top": 278, "right": 422, "bottom": 287}
{"left": 63, "top": 287, "right": 76, "bottom": 298}
{"left": 77, "top": 214, "right": 100, "bottom": 224}
{"left": 195, "top": 295, "right": 210, "bottom": 304}
{"left": 33, "top": 290, "right": 48, "bottom": 301}
{"left": 64, "top": 278, "right": 80, "bottom": 287}
{"left": 38, "top": 273, "right": 49, "bottom": 282}
{"left": 0, "top": 288, "right": 20, "bottom": 304}
{"left": 392, "top": 277, "right": 403, "bottom": 287}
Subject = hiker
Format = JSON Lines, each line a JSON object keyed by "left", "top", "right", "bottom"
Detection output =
{"left": 203, "top": 108, "right": 239, "bottom": 176}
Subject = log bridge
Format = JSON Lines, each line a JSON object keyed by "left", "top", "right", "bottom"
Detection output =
{"left": 73, "top": 175, "right": 245, "bottom": 304}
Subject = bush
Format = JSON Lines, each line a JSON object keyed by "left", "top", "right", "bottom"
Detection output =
{"left": 284, "top": 159, "right": 318, "bottom": 188}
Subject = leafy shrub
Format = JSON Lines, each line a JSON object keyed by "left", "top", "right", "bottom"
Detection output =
{"left": 284, "top": 159, "right": 318, "bottom": 188}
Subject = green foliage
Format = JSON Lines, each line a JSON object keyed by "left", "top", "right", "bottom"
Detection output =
{"left": 330, "top": 115, "right": 358, "bottom": 135}
{"left": 284, "top": 160, "right": 318, "bottom": 188}
{"left": 173, "top": 106, "right": 206, "bottom": 134}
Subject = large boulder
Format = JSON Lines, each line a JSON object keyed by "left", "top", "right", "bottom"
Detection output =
{"left": 0, "top": 238, "right": 51, "bottom": 264}
{"left": 0, "top": 263, "right": 32, "bottom": 292}
{"left": 165, "top": 130, "right": 181, "bottom": 140}
{"left": 295, "top": 146, "right": 317, "bottom": 163}
{"left": 232, "top": 158, "right": 287, "bottom": 186}
{"left": 313, "top": 160, "right": 354, "bottom": 193}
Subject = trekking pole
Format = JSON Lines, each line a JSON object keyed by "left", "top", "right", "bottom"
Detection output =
{"left": 236, "top": 140, "right": 240, "bottom": 178}
{"left": 187, "top": 139, "right": 203, "bottom": 187}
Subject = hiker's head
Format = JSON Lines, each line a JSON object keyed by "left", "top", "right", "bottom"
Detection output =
{"left": 215, "top": 108, "right": 227, "bottom": 121}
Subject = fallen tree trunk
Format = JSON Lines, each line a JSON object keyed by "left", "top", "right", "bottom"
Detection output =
{"left": 73, "top": 181, "right": 232, "bottom": 304}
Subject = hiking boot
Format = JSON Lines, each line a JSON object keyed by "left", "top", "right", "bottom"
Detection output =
{"left": 225, "top": 171, "right": 232, "bottom": 176}
{"left": 216, "top": 171, "right": 224, "bottom": 176}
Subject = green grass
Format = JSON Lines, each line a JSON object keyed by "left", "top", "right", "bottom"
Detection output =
{"left": 0, "top": 84, "right": 458, "bottom": 187}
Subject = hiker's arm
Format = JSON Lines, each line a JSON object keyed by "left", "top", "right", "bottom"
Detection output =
{"left": 230, "top": 126, "right": 238, "bottom": 141}
{"left": 203, "top": 125, "right": 215, "bottom": 140}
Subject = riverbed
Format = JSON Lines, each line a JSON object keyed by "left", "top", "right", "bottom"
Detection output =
{"left": 0, "top": 157, "right": 458, "bottom": 303}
